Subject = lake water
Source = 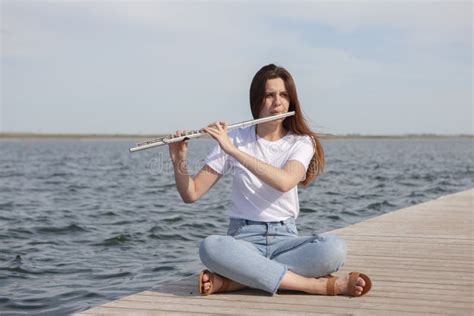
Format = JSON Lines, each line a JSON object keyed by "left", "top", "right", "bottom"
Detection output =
{"left": 0, "top": 138, "right": 473, "bottom": 315}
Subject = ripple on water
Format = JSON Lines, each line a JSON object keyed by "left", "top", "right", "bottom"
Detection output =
{"left": 102, "top": 211, "right": 118, "bottom": 216}
{"left": 424, "top": 186, "right": 449, "bottom": 194}
{"left": 366, "top": 200, "right": 397, "bottom": 211}
{"left": 160, "top": 215, "right": 184, "bottom": 224}
{"left": 149, "top": 232, "right": 194, "bottom": 242}
{"left": 180, "top": 222, "right": 218, "bottom": 230}
{"left": 325, "top": 215, "right": 341, "bottom": 221}
{"left": 300, "top": 207, "right": 316, "bottom": 214}
{"left": 7, "top": 227, "right": 35, "bottom": 236}
{"left": 57, "top": 290, "right": 102, "bottom": 300}
{"left": 94, "top": 233, "right": 147, "bottom": 246}
{"left": 408, "top": 190, "right": 424, "bottom": 197}
{"left": 0, "top": 201, "right": 14, "bottom": 210}
{"left": 437, "top": 180, "right": 454, "bottom": 186}
{"left": 5, "top": 301, "right": 49, "bottom": 311}
{"left": 28, "top": 240, "right": 61, "bottom": 246}
{"left": 1, "top": 266, "right": 30, "bottom": 274}
{"left": 152, "top": 266, "right": 175, "bottom": 272}
{"left": 93, "top": 271, "right": 132, "bottom": 280}
{"left": 34, "top": 223, "right": 88, "bottom": 235}
{"left": 399, "top": 181, "right": 417, "bottom": 187}
{"left": 94, "top": 234, "right": 130, "bottom": 246}
{"left": 341, "top": 210, "right": 358, "bottom": 216}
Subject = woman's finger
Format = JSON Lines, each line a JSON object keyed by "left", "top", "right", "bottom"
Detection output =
{"left": 208, "top": 121, "right": 225, "bottom": 128}
{"left": 205, "top": 125, "right": 218, "bottom": 133}
{"left": 205, "top": 127, "right": 217, "bottom": 135}
{"left": 217, "top": 121, "right": 227, "bottom": 131}
{"left": 206, "top": 128, "right": 221, "bottom": 140}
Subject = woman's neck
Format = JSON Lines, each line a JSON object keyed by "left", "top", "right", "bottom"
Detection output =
{"left": 256, "top": 123, "right": 288, "bottom": 141}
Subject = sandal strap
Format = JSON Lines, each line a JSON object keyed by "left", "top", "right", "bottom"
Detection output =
{"left": 207, "top": 271, "right": 215, "bottom": 294}
{"left": 218, "top": 276, "right": 231, "bottom": 293}
{"left": 326, "top": 276, "right": 337, "bottom": 296}
{"left": 348, "top": 272, "right": 360, "bottom": 297}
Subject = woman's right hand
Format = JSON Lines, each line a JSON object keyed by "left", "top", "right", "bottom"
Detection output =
{"left": 168, "top": 130, "right": 189, "bottom": 162}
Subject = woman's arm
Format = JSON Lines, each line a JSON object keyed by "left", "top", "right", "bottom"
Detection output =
{"left": 169, "top": 131, "right": 222, "bottom": 203}
{"left": 228, "top": 149, "right": 305, "bottom": 192}
{"left": 202, "top": 123, "right": 307, "bottom": 192}
{"left": 172, "top": 162, "right": 222, "bottom": 203}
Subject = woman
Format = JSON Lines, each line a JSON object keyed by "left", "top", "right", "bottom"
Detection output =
{"left": 168, "top": 64, "right": 371, "bottom": 297}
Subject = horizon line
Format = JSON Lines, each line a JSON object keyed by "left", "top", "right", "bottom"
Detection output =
{"left": 0, "top": 132, "right": 472, "bottom": 139}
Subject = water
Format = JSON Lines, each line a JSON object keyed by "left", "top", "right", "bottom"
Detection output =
{"left": 0, "top": 138, "right": 473, "bottom": 315}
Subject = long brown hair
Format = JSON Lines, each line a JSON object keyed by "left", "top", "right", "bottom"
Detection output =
{"left": 249, "top": 64, "right": 324, "bottom": 186}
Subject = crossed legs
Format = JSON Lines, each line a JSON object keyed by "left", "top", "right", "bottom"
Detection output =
{"left": 199, "top": 234, "right": 369, "bottom": 296}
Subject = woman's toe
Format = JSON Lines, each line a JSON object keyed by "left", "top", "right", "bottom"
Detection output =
{"left": 357, "top": 277, "right": 366, "bottom": 287}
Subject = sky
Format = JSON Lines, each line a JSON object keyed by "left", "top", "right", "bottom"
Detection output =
{"left": 1, "top": 0, "right": 472, "bottom": 135}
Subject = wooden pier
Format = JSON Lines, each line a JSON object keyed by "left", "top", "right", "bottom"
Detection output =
{"left": 77, "top": 189, "right": 473, "bottom": 315}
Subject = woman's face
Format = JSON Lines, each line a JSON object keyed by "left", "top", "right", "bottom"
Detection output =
{"left": 259, "top": 78, "right": 290, "bottom": 118}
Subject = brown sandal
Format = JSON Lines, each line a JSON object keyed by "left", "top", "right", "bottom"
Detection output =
{"left": 325, "top": 272, "right": 372, "bottom": 297}
{"left": 199, "top": 269, "right": 231, "bottom": 295}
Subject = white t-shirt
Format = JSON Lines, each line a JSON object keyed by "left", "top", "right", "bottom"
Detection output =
{"left": 205, "top": 125, "right": 315, "bottom": 222}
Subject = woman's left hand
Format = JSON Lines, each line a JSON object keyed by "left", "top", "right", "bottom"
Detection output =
{"left": 201, "top": 121, "right": 236, "bottom": 155}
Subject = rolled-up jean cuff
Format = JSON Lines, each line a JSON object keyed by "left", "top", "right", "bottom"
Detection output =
{"left": 271, "top": 265, "right": 288, "bottom": 295}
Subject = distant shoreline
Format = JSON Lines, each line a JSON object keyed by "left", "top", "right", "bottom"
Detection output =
{"left": 0, "top": 132, "right": 472, "bottom": 141}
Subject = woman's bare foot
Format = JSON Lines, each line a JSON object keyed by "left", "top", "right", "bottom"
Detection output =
{"left": 200, "top": 270, "right": 247, "bottom": 295}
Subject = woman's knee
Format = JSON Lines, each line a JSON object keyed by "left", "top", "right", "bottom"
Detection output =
{"left": 199, "top": 235, "right": 232, "bottom": 267}
{"left": 321, "top": 234, "right": 347, "bottom": 269}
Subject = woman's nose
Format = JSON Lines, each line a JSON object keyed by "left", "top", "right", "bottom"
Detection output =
{"left": 274, "top": 95, "right": 282, "bottom": 106}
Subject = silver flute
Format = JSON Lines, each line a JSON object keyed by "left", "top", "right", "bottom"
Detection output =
{"left": 129, "top": 111, "right": 295, "bottom": 153}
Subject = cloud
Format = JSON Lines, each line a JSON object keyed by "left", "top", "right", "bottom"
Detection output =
{"left": 274, "top": 1, "right": 472, "bottom": 45}
{"left": 3, "top": 1, "right": 470, "bottom": 63}
{"left": 1, "top": 0, "right": 472, "bottom": 134}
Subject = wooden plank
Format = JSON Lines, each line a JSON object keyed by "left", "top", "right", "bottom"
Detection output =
{"left": 78, "top": 305, "right": 345, "bottom": 316}
{"left": 337, "top": 235, "right": 473, "bottom": 244}
{"left": 137, "top": 289, "right": 473, "bottom": 306}
{"left": 96, "top": 292, "right": 471, "bottom": 315}
{"left": 76, "top": 189, "right": 474, "bottom": 315}
{"left": 99, "top": 298, "right": 349, "bottom": 315}
{"left": 77, "top": 306, "right": 218, "bottom": 315}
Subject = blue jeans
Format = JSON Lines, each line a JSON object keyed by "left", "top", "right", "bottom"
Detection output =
{"left": 199, "top": 217, "right": 347, "bottom": 295}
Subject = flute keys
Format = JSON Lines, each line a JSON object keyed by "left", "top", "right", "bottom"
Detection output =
{"left": 129, "top": 111, "right": 295, "bottom": 152}
{"left": 137, "top": 137, "right": 163, "bottom": 146}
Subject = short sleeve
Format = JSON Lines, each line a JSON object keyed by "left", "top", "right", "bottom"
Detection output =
{"left": 204, "top": 129, "right": 241, "bottom": 174}
{"left": 205, "top": 144, "right": 231, "bottom": 174}
{"left": 287, "top": 135, "right": 315, "bottom": 172}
